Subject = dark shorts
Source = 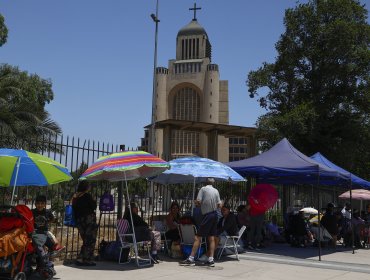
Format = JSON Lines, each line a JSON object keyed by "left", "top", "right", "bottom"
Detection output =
{"left": 197, "top": 211, "right": 218, "bottom": 237}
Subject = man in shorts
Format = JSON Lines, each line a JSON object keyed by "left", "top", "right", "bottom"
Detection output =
{"left": 180, "top": 178, "right": 221, "bottom": 267}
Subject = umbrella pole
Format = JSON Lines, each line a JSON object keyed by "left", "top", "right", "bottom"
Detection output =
{"left": 124, "top": 171, "right": 140, "bottom": 266}
{"left": 191, "top": 177, "right": 195, "bottom": 214}
{"left": 10, "top": 157, "right": 21, "bottom": 206}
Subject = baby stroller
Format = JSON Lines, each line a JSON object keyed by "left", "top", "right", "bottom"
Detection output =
{"left": 0, "top": 205, "right": 54, "bottom": 280}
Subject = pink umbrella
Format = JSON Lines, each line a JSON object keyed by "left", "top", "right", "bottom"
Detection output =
{"left": 339, "top": 189, "right": 370, "bottom": 200}
{"left": 248, "top": 183, "right": 278, "bottom": 213}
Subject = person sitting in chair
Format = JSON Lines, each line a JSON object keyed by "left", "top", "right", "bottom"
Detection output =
{"left": 123, "top": 202, "right": 162, "bottom": 263}
{"left": 165, "top": 201, "right": 181, "bottom": 242}
{"left": 266, "top": 215, "right": 285, "bottom": 243}
{"left": 290, "top": 210, "right": 313, "bottom": 247}
{"left": 215, "top": 205, "right": 239, "bottom": 247}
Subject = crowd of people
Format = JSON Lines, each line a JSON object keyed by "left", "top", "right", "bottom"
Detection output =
{"left": 24, "top": 179, "right": 370, "bottom": 273}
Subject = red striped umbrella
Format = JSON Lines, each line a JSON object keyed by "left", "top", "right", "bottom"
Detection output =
{"left": 79, "top": 151, "right": 169, "bottom": 266}
{"left": 80, "top": 150, "right": 169, "bottom": 182}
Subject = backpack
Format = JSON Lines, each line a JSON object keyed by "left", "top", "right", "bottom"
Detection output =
{"left": 63, "top": 205, "right": 76, "bottom": 227}
{"left": 99, "top": 240, "right": 129, "bottom": 262}
{"left": 0, "top": 227, "right": 29, "bottom": 258}
{"left": 99, "top": 192, "right": 114, "bottom": 212}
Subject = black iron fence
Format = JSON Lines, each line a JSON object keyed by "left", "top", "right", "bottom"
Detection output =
{"left": 0, "top": 129, "right": 350, "bottom": 260}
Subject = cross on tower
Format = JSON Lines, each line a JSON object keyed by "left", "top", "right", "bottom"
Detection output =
{"left": 189, "top": 3, "right": 201, "bottom": 21}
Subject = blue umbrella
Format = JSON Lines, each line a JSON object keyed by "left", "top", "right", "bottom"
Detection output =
{"left": 149, "top": 156, "right": 246, "bottom": 185}
{"left": 149, "top": 157, "right": 246, "bottom": 210}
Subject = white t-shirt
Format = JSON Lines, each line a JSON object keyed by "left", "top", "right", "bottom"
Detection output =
{"left": 196, "top": 185, "right": 221, "bottom": 215}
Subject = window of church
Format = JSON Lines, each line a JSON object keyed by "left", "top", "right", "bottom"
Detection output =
{"left": 210, "top": 91, "right": 212, "bottom": 95}
{"left": 172, "top": 87, "right": 200, "bottom": 156}
{"left": 210, "top": 103, "right": 212, "bottom": 107}
{"left": 182, "top": 39, "right": 185, "bottom": 60}
{"left": 210, "top": 114, "right": 212, "bottom": 119}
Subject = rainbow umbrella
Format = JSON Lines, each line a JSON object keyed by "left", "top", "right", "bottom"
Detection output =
{"left": 0, "top": 148, "right": 72, "bottom": 204}
{"left": 80, "top": 150, "right": 169, "bottom": 181}
{"left": 79, "top": 150, "right": 169, "bottom": 267}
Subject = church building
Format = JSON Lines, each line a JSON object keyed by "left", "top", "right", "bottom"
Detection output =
{"left": 141, "top": 5, "right": 257, "bottom": 162}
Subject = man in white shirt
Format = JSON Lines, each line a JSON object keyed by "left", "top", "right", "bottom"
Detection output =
{"left": 180, "top": 178, "right": 221, "bottom": 267}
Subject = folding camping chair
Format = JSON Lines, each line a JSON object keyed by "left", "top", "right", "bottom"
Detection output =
{"left": 311, "top": 225, "right": 333, "bottom": 247}
{"left": 217, "top": 226, "right": 246, "bottom": 260}
{"left": 116, "top": 218, "right": 152, "bottom": 267}
{"left": 178, "top": 224, "right": 206, "bottom": 259}
{"left": 153, "top": 220, "right": 170, "bottom": 254}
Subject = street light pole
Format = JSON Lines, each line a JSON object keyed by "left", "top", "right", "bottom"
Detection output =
{"left": 150, "top": 0, "right": 159, "bottom": 156}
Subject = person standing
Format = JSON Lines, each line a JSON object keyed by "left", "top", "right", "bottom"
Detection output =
{"left": 72, "top": 180, "right": 98, "bottom": 266}
{"left": 180, "top": 178, "right": 221, "bottom": 267}
{"left": 247, "top": 203, "right": 266, "bottom": 250}
{"left": 321, "top": 203, "right": 339, "bottom": 247}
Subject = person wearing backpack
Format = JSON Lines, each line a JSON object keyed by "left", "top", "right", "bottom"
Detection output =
{"left": 72, "top": 180, "right": 98, "bottom": 266}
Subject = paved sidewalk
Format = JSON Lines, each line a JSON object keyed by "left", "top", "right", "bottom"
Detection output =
{"left": 53, "top": 244, "right": 370, "bottom": 280}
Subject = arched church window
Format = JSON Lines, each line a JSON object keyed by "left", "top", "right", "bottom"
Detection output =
{"left": 172, "top": 87, "right": 200, "bottom": 156}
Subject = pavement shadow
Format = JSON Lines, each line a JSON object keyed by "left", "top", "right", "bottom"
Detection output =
{"left": 62, "top": 259, "right": 154, "bottom": 271}
{"left": 245, "top": 242, "right": 355, "bottom": 260}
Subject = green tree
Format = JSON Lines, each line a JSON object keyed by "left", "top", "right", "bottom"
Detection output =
{"left": 0, "top": 14, "right": 8, "bottom": 46}
{"left": 247, "top": 0, "right": 370, "bottom": 179}
{"left": 0, "top": 64, "right": 62, "bottom": 145}
{"left": 0, "top": 12, "right": 61, "bottom": 148}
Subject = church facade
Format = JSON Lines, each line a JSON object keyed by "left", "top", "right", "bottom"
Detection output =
{"left": 141, "top": 9, "right": 257, "bottom": 162}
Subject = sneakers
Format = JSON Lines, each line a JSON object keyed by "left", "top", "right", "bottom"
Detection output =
{"left": 204, "top": 260, "right": 215, "bottom": 267}
{"left": 180, "top": 258, "right": 195, "bottom": 266}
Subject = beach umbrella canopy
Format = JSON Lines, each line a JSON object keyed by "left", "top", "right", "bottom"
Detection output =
{"left": 248, "top": 183, "right": 278, "bottom": 213}
{"left": 79, "top": 151, "right": 170, "bottom": 182}
{"left": 0, "top": 148, "right": 72, "bottom": 187}
{"left": 339, "top": 189, "right": 370, "bottom": 200}
{"left": 300, "top": 207, "right": 318, "bottom": 215}
{"left": 149, "top": 156, "right": 246, "bottom": 184}
{"left": 79, "top": 150, "right": 169, "bottom": 267}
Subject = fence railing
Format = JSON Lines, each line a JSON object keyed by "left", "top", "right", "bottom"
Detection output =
{"left": 0, "top": 129, "right": 349, "bottom": 260}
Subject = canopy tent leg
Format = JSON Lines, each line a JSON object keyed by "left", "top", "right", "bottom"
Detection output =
{"left": 350, "top": 175, "right": 354, "bottom": 254}
{"left": 317, "top": 167, "right": 322, "bottom": 261}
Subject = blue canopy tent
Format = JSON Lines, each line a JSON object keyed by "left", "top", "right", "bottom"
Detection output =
{"left": 227, "top": 138, "right": 352, "bottom": 260}
{"left": 310, "top": 152, "right": 370, "bottom": 189}
{"left": 227, "top": 138, "right": 349, "bottom": 185}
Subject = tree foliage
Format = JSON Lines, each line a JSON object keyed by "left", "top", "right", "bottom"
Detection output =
{"left": 0, "top": 64, "right": 61, "bottom": 141}
{"left": 247, "top": 0, "right": 370, "bottom": 179}
{"left": 0, "top": 13, "right": 62, "bottom": 148}
{"left": 0, "top": 14, "right": 7, "bottom": 46}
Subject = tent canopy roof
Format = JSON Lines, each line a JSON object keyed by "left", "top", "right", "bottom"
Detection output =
{"left": 227, "top": 138, "right": 349, "bottom": 185}
{"left": 311, "top": 152, "right": 370, "bottom": 189}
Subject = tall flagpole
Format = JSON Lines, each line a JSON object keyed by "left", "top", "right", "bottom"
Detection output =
{"left": 150, "top": 0, "right": 160, "bottom": 156}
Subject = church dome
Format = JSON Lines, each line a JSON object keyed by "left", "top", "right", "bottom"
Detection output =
{"left": 177, "top": 20, "right": 208, "bottom": 37}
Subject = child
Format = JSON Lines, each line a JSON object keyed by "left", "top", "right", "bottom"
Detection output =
{"left": 32, "top": 195, "right": 65, "bottom": 257}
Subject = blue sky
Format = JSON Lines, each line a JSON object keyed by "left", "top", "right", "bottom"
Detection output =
{"left": 2, "top": 0, "right": 367, "bottom": 148}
